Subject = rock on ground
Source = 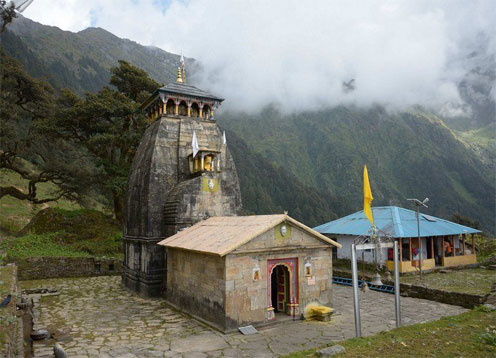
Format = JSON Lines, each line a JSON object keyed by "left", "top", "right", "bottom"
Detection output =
{"left": 317, "top": 344, "right": 346, "bottom": 356}
{"left": 54, "top": 343, "right": 67, "bottom": 358}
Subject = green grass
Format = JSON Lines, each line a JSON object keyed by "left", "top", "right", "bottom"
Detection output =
{"left": 284, "top": 308, "right": 496, "bottom": 358}
{"left": 401, "top": 268, "right": 495, "bottom": 296}
{"left": 1, "top": 169, "right": 122, "bottom": 259}
{"left": 0, "top": 169, "right": 107, "bottom": 235}
{"left": 1, "top": 206, "right": 123, "bottom": 259}
{"left": 456, "top": 124, "right": 496, "bottom": 151}
{"left": 0, "top": 229, "right": 122, "bottom": 260}
{"left": 0, "top": 233, "right": 93, "bottom": 259}
{"left": 476, "top": 236, "right": 496, "bottom": 265}
{"left": 0, "top": 169, "right": 82, "bottom": 235}
{"left": 333, "top": 262, "right": 495, "bottom": 296}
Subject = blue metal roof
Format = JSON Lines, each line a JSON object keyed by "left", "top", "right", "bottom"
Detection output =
{"left": 313, "top": 206, "right": 481, "bottom": 238}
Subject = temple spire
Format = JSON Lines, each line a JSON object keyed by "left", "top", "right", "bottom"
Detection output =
{"left": 180, "top": 55, "right": 186, "bottom": 83}
{"left": 176, "top": 66, "right": 183, "bottom": 84}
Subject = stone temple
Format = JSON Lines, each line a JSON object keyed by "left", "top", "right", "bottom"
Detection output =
{"left": 158, "top": 214, "right": 340, "bottom": 332}
{"left": 122, "top": 61, "right": 242, "bottom": 297}
{"left": 122, "top": 60, "right": 341, "bottom": 332}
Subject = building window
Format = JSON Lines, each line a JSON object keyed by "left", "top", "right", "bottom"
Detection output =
{"left": 203, "top": 104, "right": 211, "bottom": 119}
{"left": 191, "top": 102, "right": 200, "bottom": 117}
{"left": 189, "top": 151, "right": 220, "bottom": 174}
{"left": 178, "top": 101, "right": 188, "bottom": 116}
{"left": 166, "top": 99, "right": 175, "bottom": 115}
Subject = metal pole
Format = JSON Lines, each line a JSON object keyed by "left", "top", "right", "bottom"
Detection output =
{"left": 351, "top": 244, "right": 361, "bottom": 337}
{"left": 394, "top": 240, "right": 401, "bottom": 327}
{"left": 416, "top": 206, "right": 422, "bottom": 279}
{"left": 361, "top": 251, "right": 365, "bottom": 282}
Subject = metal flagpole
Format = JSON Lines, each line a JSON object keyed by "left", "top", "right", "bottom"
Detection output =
{"left": 351, "top": 243, "right": 361, "bottom": 337}
{"left": 416, "top": 206, "right": 423, "bottom": 279}
{"left": 407, "top": 198, "right": 429, "bottom": 281}
{"left": 394, "top": 240, "right": 401, "bottom": 327}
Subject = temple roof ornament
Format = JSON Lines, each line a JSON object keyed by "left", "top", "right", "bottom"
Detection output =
{"left": 180, "top": 54, "right": 186, "bottom": 83}
{"left": 176, "top": 67, "right": 183, "bottom": 84}
{"left": 140, "top": 57, "right": 224, "bottom": 119}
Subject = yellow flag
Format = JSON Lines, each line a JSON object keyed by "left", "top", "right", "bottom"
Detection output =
{"left": 363, "top": 165, "right": 374, "bottom": 227}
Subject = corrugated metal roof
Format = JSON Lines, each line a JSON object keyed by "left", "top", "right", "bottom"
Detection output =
{"left": 313, "top": 206, "right": 481, "bottom": 238}
{"left": 159, "top": 214, "right": 340, "bottom": 256}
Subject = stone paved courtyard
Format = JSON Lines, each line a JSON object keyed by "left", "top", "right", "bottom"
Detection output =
{"left": 22, "top": 276, "right": 467, "bottom": 357}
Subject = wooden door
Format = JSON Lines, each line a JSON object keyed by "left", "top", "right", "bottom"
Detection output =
{"left": 276, "top": 266, "right": 288, "bottom": 312}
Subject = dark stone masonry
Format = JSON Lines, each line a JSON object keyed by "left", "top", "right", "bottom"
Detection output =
{"left": 122, "top": 78, "right": 242, "bottom": 298}
{"left": 0, "top": 264, "right": 23, "bottom": 358}
{"left": 15, "top": 257, "right": 121, "bottom": 281}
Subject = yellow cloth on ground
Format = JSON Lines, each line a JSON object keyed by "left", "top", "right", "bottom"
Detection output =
{"left": 311, "top": 306, "right": 333, "bottom": 315}
{"left": 363, "top": 165, "right": 374, "bottom": 227}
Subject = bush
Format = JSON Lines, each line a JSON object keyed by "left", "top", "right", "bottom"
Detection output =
{"left": 0, "top": 233, "right": 91, "bottom": 258}
{"left": 1, "top": 208, "right": 123, "bottom": 259}
{"left": 480, "top": 331, "right": 496, "bottom": 346}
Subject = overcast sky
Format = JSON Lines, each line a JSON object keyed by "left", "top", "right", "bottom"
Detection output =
{"left": 23, "top": 0, "right": 495, "bottom": 112}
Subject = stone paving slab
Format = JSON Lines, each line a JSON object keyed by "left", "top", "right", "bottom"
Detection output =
{"left": 22, "top": 276, "right": 468, "bottom": 357}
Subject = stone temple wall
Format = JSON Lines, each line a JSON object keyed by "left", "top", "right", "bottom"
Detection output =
{"left": 124, "top": 116, "right": 241, "bottom": 240}
{"left": 224, "top": 224, "right": 334, "bottom": 331}
{"left": 164, "top": 223, "right": 335, "bottom": 332}
{"left": 224, "top": 251, "right": 333, "bottom": 330}
{"left": 122, "top": 114, "right": 242, "bottom": 297}
{"left": 165, "top": 249, "right": 226, "bottom": 329}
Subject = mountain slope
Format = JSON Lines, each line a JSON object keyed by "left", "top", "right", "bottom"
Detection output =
{"left": 224, "top": 129, "right": 353, "bottom": 226}
{"left": 2, "top": 16, "right": 191, "bottom": 93}
{"left": 218, "top": 106, "right": 495, "bottom": 232}
{"left": 2, "top": 17, "right": 494, "bottom": 233}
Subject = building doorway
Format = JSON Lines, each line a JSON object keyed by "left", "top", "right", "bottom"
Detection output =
{"left": 271, "top": 265, "right": 290, "bottom": 313}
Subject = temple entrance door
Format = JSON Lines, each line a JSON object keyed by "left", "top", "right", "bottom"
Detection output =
{"left": 271, "top": 265, "right": 289, "bottom": 313}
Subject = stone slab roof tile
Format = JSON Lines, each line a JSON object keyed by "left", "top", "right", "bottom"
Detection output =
{"left": 159, "top": 83, "right": 224, "bottom": 101}
{"left": 158, "top": 214, "right": 340, "bottom": 256}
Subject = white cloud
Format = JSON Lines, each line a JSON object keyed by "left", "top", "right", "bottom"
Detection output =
{"left": 22, "top": 0, "right": 496, "bottom": 112}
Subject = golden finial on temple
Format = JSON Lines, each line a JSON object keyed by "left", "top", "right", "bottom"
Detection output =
{"left": 180, "top": 54, "right": 186, "bottom": 83}
{"left": 176, "top": 66, "right": 183, "bottom": 83}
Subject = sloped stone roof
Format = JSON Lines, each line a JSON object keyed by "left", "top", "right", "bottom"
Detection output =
{"left": 158, "top": 214, "right": 341, "bottom": 256}
{"left": 159, "top": 82, "right": 224, "bottom": 102}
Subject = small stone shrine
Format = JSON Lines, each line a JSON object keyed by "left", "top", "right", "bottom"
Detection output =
{"left": 122, "top": 58, "right": 242, "bottom": 297}
{"left": 158, "top": 214, "right": 341, "bottom": 332}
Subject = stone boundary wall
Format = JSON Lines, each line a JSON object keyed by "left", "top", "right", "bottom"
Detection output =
{"left": 15, "top": 257, "right": 122, "bottom": 281}
{"left": 0, "top": 264, "right": 23, "bottom": 358}
{"left": 398, "top": 283, "right": 485, "bottom": 308}
{"left": 333, "top": 269, "right": 486, "bottom": 309}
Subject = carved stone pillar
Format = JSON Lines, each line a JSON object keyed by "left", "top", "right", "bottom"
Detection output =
{"left": 174, "top": 99, "right": 179, "bottom": 115}
{"left": 187, "top": 101, "right": 192, "bottom": 117}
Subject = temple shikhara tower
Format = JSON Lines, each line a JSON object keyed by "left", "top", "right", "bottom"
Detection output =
{"left": 122, "top": 58, "right": 242, "bottom": 297}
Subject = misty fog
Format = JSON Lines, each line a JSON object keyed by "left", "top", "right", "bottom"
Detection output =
{"left": 24, "top": 0, "right": 496, "bottom": 113}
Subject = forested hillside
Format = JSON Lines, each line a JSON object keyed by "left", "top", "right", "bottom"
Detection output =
{"left": 2, "top": 16, "right": 189, "bottom": 93}
{"left": 219, "top": 107, "right": 495, "bottom": 231}
{"left": 1, "top": 16, "right": 494, "bottom": 233}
